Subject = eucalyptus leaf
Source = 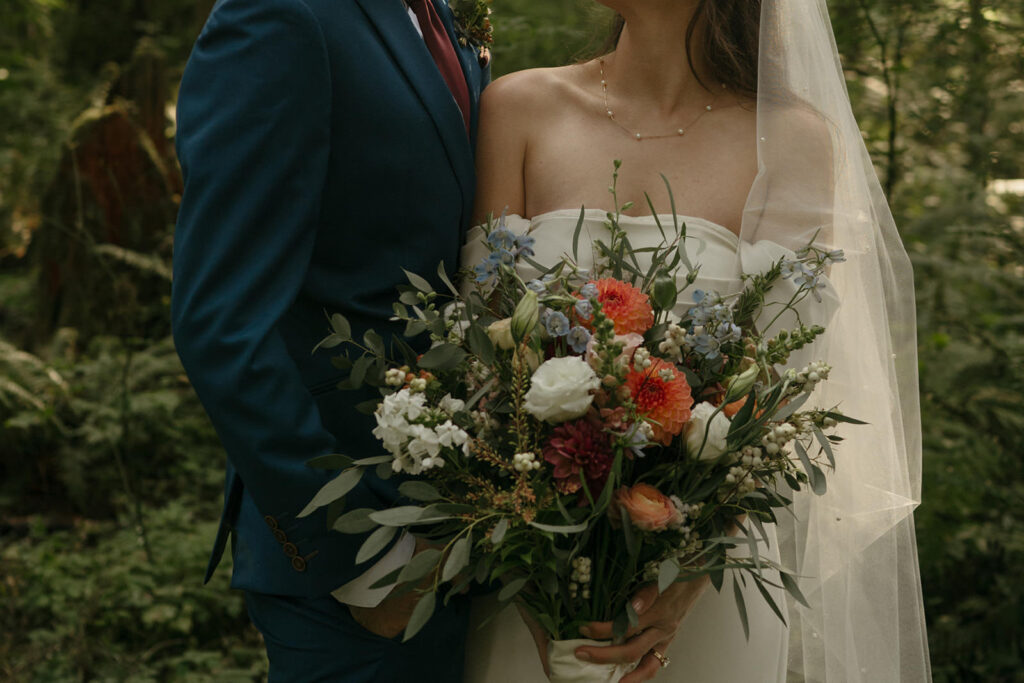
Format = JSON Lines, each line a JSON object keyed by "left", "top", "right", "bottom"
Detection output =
{"left": 356, "top": 525, "right": 397, "bottom": 564}
{"left": 528, "top": 520, "right": 588, "bottom": 534}
{"left": 330, "top": 313, "right": 352, "bottom": 341}
{"left": 398, "top": 548, "right": 443, "bottom": 584}
{"left": 491, "top": 517, "right": 509, "bottom": 545}
{"left": 399, "top": 481, "right": 443, "bottom": 502}
{"left": 733, "top": 575, "right": 750, "bottom": 641}
{"left": 418, "top": 344, "right": 467, "bottom": 371}
{"left": 355, "top": 399, "right": 379, "bottom": 415}
{"left": 403, "top": 591, "right": 436, "bottom": 642}
{"left": 312, "top": 334, "right": 344, "bottom": 354}
{"left": 658, "top": 558, "right": 680, "bottom": 594}
{"left": 403, "top": 269, "right": 435, "bottom": 294}
{"left": 794, "top": 441, "right": 824, "bottom": 493}
{"left": 376, "top": 461, "right": 394, "bottom": 480}
{"left": 297, "top": 467, "right": 364, "bottom": 518}
{"left": 369, "top": 565, "right": 404, "bottom": 590}
{"left": 467, "top": 324, "right": 496, "bottom": 365}
{"left": 353, "top": 455, "right": 392, "bottom": 466}
{"left": 753, "top": 577, "right": 788, "bottom": 625}
{"left": 307, "top": 454, "right": 353, "bottom": 470}
{"left": 405, "top": 319, "right": 428, "bottom": 337}
{"left": 363, "top": 329, "right": 385, "bottom": 357}
{"left": 780, "top": 572, "right": 810, "bottom": 608}
{"left": 436, "top": 261, "right": 460, "bottom": 297}
{"left": 442, "top": 535, "right": 472, "bottom": 583}
{"left": 498, "top": 577, "right": 528, "bottom": 602}
{"left": 775, "top": 393, "right": 810, "bottom": 422}
{"left": 349, "top": 355, "right": 373, "bottom": 388}
{"left": 813, "top": 426, "right": 836, "bottom": 468}
{"left": 369, "top": 506, "right": 426, "bottom": 526}
{"left": 333, "top": 508, "right": 378, "bottom": 534}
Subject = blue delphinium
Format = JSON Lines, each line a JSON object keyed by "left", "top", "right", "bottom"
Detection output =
{"left": 487, "top": 220, "right": 516, "bottom": 251}
{"left": 545, "top": 311, "right": 571, "bottom": 337}
{"left": 691, "top": 328, "right": 722, "bottom": 359}
{"left": 574, "top": 298, "right": 593, "bottom": 319}
{"left": 567, "top": 325, "right": 591, "bottom": 354}
{"left": 514, "top": 233, "right": 536, "bottom": 258}
{"left": 716, "top": 322, "right": 742, "bottom": 343}
{"left": 580, "top": 282, "right": 598, "bottom": 299}
{"left": 473, "top": 259, "right": 495, "bottom": 283}
{"left": 526, "top": 279, "right": 546, "bottom": 294}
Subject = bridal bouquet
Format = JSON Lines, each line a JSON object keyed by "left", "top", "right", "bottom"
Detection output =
{"left": 301, "top": 169, "right": 856, "bottom": 680}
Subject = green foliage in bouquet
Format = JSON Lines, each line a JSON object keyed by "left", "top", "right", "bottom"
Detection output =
{"left": 302, "top": 165, "right": 858, "bottom": 643}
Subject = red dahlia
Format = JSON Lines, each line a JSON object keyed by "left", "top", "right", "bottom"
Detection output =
{"left": 543, "top": 417, "right": 614, "bottom": 496}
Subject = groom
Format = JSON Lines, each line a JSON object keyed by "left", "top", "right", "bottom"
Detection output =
{"left": 171, "top": 0, "right": 489, "bottom": 680}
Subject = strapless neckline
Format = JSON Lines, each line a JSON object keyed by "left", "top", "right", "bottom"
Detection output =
{"left": 523, "top": 208, "right": 740, "bottom": 245}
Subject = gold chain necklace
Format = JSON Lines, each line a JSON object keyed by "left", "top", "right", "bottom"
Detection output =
{"left": 598, "top": 58, "right": 725, "bottom": 142}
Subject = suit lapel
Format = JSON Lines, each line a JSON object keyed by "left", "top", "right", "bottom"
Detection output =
{"left": 354, "top": 0, "right": 475, "bottom": 225}
{"left": 432, "top": 0, "right": 482, "bottom": 141}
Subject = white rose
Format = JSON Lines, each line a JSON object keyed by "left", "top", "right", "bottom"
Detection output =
{"left": 524, "top": 356, "right": 600, "bottom": 423}
{"left": 684, "top": 402, "right": 732, "bottom": 461}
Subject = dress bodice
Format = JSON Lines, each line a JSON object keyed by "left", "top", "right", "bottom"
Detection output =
{"left": 461, "top": 207, "right": 839, "bottom": 340}
{"left": 463, "top": 209, "right": 745, "bottom": 314}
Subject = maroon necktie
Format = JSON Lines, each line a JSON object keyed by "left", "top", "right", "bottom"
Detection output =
{"left": 408, "top": 0, "right": 471, "bottom": 135}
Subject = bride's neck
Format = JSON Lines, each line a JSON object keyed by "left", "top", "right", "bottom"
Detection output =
{"left": 605, "top": 4, "right": 714, "bottom": 115}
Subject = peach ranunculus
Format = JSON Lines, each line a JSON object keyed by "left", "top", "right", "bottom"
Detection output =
{"left": 721, "top": 395, "right": 747, "bottom": 418}
{"left": 610, "top": 483, "right": 684, "bottom": 532}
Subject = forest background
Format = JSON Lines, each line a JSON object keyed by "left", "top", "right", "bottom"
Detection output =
{"left": 0, "top": 0, "right": 1021, "bottom": 681}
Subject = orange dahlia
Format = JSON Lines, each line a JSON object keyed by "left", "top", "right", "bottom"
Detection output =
{"left": 586, "top": 278, "right": 655, "bottom": 336}
{"left": 626, "top": 358, "right": 694, "bottom": 445}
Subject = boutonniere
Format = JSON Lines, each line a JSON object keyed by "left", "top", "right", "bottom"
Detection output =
{"left": 450, "top": 0, "right": 493, "bottom": 67}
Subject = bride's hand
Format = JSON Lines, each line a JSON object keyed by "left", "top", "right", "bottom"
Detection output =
{"left": 575, "top": 577, "right": 710, "bottom": 682}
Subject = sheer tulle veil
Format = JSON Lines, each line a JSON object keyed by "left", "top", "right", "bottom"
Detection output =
{"left": 743, "top": 0, "right": 931, "bottom": 680}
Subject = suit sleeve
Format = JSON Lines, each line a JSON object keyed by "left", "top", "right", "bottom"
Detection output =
{"left": 172, "top": 0, "right": 366, "bottom": 585}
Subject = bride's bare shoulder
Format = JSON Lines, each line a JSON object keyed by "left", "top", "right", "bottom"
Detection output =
{"left": 479, "top": 64, "right": 593, "bottom": 125}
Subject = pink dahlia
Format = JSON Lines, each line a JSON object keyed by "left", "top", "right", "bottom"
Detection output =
{"left": 543, "top": 417, "right": 614, "bottom": 496}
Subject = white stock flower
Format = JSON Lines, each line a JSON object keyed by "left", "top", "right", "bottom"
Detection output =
{"left": 438, "top": 394, "right": 466, "bottom": 415}
{"left": 523, "top": 356, "right": 600, "bottom": 423}
{"left": 684, "top": 402, "right": 732, "bottom": 461}
{"left": 435, "top": 420, "right": 470, "bottom": 455}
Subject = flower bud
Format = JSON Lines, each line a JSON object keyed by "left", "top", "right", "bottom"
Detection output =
{"left": 510, "top": 290, "right": 540, "bottom": 343}
{"left": 724, "top": 364, "right": 759, "bottom": 403}
{"left": 486, "top": 318, "right": 515, "bottom": 350}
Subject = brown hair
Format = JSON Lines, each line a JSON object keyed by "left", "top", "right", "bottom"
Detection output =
{"left": 597, "top": 1, "right": 761, "bottom": 95}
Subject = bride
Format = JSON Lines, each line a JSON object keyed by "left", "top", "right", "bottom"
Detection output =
{"left": 461, "top": 0, "right": 931, "bottom": 681}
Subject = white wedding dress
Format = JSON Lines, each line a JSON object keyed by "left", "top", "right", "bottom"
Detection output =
{"left": 460, "top": 209, "right": 803, "bottom": 683}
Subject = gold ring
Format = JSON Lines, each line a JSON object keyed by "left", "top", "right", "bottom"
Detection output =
{"left": 649, "top": 649, "right": 670, "bottom": 668}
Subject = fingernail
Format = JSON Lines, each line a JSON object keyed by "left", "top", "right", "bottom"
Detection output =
{"left": 579, "top": 626, "right": 592, "bottom": 638}
{"left": 632, "top": 598, "right": 645, "bottom": 613}
{"left": 575, "top": 649, "right": 592, "bottom": 662}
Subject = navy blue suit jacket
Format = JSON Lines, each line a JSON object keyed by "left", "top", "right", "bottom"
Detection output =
{"left": 173, "top": 0, "right": 489, "bottom": 596}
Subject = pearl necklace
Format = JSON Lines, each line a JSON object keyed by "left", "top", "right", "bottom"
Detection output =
{"left": 598, "top": 58, "right": 725, "bottom": 142}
